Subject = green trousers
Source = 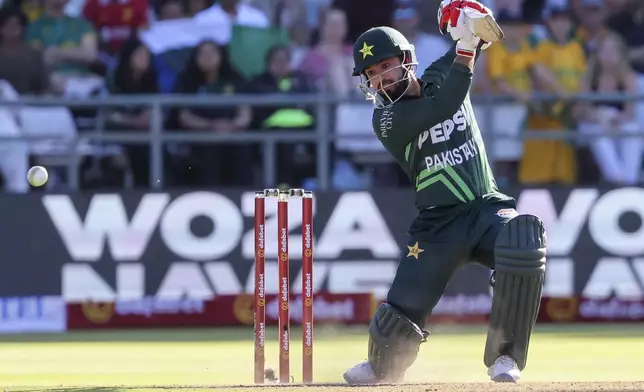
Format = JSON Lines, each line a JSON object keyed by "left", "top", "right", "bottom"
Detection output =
{"left": 386, "top": 197, "right": 517, "bottom": 327}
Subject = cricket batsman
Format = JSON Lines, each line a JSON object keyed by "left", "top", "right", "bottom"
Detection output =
{"left": 343, "top": 0, "right": 546, "bottom": 384}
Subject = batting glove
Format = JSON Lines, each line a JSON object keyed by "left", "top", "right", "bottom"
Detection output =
{"left": 438, "top": 0, "right": 501, "bottom": 55}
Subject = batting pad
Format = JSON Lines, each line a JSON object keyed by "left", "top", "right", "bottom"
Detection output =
{"left": 485, "top": 214, "right": 546, "bottom": 370}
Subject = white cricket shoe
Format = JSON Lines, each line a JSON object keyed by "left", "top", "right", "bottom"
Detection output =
{"left": 343, "top": 361, "right": 378, "bottom": 384}
{"left": 487, "top": 355, "right": 521, "bottom": 382}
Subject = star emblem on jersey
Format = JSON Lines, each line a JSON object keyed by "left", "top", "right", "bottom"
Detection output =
{"left": 359, "top": 42, "right": 374, "bottom": 59}
{"left": 407, "top": 242, "right": 424, "bottom": 259}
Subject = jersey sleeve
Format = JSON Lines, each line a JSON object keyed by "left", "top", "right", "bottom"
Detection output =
{"left": 421, "top": 43, "right": 482, "bottom": 89}
{"left": 373, "top": 62, "right": 473, "bottom": 152}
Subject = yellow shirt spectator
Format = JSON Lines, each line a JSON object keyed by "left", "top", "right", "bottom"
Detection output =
{"left": 518, "top": 23, "right": 587, "bottom": 185}
{"left": 487, "top": 38, "right": 535, "bottom": 94}
{"left": 485, "top": 16, "right": 536, "bottom": 184}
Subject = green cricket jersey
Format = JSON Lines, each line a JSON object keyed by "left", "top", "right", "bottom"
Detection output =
{"left": 372, "top": 47, "right": 510, "bottom": 210}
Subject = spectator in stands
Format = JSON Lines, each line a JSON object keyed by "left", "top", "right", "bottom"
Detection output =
{"left": 487, "top": 12, "right": 534, "bottom": 106}
{"left": 174, "top": 40, "right": 253, "bottom": 186}
{"left": 519, "top": 2, "right": 586, "bottom": 185}
{"left": 3, "top": 0, "right": 45, "bottom": 21}
{"left": 391, "top": 0, "right": 449, "bottom": 70}
{"left": 575, "top": 0, "right": 610, "bottom": 55}
{"left": 107, "top": 37, "right": 158, "bottom": 186}
{"left": 155, "top": 0, "right": 184, "bottom": 20}
{"left": 572, "top": 0, "right": 628, "bottom": 17}
{"left": 485, "top": 11, "right": 533, "bottom": 184}
{"left": 249, "top": 44, "right": 315, "bottom": 187}
{"left": 251, "top": 0, "right": 307, "bottom": 30}
{"left": 331, "top": 0, "right": 395, "bottom": 43}
{"left": 251, "top": 0, "right": 309, "bottom": 69}
{"left": 604, "top": 0, "right": 629, "bottom": 15}
{"left": 82, "top": 0, "right": 149, "bottom": 67}
{"left": 299, "top": 7, "right": 354, "bottom": 97}
{"left": 608, "top": 0, "right": 644, "bottom": 127}
{"left": 195, "top": 0, "right": 273, "bottom": 82}
{"left": 26, "top": 0, "right": 100, "bottom": 97}
{"left": 494, "top": 0, "right": 523, "bottom": 14}
{"left": 187, "top": 0, "right": 212, "bottom": 16}
{"left": 195, "top": 0, "right": 269, "bottom": 44}
{"left": 0, "top": 7, "right": 48, "bottom": 94}
{"left": 486, "top": 10, "right": 575, "bottom": 185}
{"left": 577, "top": 33, "right": 642, "bottom": 185}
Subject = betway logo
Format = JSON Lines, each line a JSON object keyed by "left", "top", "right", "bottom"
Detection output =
{"left": 42, "top": 192, "right": 400, "bottom": 301}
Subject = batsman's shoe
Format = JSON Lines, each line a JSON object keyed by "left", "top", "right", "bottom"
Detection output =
{"left": 343, "top": 361, "right": 378, "bottom": 384}
{"left": 487, "top": 355, "right": 521, "bottom": 382}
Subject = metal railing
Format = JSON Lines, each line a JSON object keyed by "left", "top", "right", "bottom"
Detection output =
{"left": 0, "top": 92, "right": 642, "bottom": 190}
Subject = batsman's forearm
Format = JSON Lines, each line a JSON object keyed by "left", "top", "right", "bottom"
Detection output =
{"left": 455, "top": 55, "right": 475, "bottom": 70}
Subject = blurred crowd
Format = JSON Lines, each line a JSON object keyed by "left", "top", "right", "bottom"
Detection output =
{"left": 0, "top": 0, "right": 641, "bottom": 191}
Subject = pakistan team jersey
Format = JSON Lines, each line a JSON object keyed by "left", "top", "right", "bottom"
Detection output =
{"left": 372, "top": 46, "right": 511, "bottom": 209}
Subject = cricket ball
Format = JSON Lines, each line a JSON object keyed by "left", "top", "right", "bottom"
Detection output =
{"left": 27, "top": 166, "right": 48, "bottom": 187}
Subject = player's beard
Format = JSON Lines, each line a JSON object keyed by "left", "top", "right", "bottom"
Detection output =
{"left": 378, "top": 77, "right": 409, "bottom": 103}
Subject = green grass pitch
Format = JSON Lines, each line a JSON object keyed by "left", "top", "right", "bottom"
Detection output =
{"left": 0, "top": 324, "right": 642, "bottom": 392}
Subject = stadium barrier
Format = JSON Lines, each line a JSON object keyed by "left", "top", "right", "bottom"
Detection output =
{"left": 0, "top": 92, "right": 642, "bottom": 190}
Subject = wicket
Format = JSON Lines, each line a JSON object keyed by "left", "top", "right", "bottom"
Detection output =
{"left": 254, "top": 189, "right": 314, "bottom": 384}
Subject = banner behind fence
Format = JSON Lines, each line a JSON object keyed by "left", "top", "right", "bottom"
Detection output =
{"left": 0, "top": 186, "right": 643, "bottom": 331}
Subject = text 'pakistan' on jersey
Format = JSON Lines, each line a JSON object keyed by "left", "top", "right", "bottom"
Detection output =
{"left": 372, "top": 46, "right": 505, "bottom": 209}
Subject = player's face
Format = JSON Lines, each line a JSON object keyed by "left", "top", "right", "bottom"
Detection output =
{"left": 363, "top": 56, "right": 407, "bottom": 101}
